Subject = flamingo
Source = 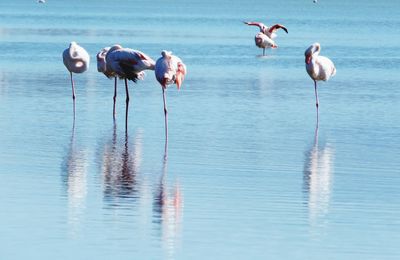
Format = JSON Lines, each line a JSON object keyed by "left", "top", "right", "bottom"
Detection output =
{"left": 105, "top": 45, "right": 155, "bottom": 125}
{"left": 305, "top": 42, "right": 336, "bottom": 123}
{"left": 97, "top": 47, "right": 119, "bottom": 119}
{"left": 255, "top": 32, "right": 278, "bottom": 56}
{"left": 243, "top": 21, "right": 288, "bottom": 55}
{"left": 62, "top": 41, "right": 90, "bottom": 115}
{"left": 155, "top": 51, "right": 187, "bottom": 142}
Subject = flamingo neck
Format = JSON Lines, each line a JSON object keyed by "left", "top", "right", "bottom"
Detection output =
{"left": 261, "top": 27, "right": 268, "bottom": 35}
{"left": 305, "top": 54, "right": 312, "bottom": 64}
{"left": 309, "top": 52, "right": 319, "bottom": 64}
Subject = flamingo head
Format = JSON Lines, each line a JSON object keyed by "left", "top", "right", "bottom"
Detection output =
{"left": 261, "top": 27, "right": 268, "bottom": 35}
{"left": 305, "top": 42, "right": 320, "bottom": 64}
{"left": 108, "top": 44, "right": 123, "bottom": 53}
{"left": 96, "top": 47, "right": 110, "bottom": 72}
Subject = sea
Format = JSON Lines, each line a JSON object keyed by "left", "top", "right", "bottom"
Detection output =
{"left": 0, "top": 0, "right": 399, "bottom": 259}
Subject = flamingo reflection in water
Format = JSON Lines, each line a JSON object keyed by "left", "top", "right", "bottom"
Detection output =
{"left": 153, "top": 146, "right": 183, "bottom": 258}
{"left": 61, "top": 124, "right": 88, "bottom": 235}
{"left": 303, "top": 125, "right": 334, "bottom": 225}
{"left": 100, "top": 124, "right": 143, "bottom": 206}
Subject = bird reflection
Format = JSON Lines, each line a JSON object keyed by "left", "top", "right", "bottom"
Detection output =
{"left": 303, "top": 125, "right": 334, "bottom": 224}
{"left": 61, "top": 124, "right": 88, "bottom": 235}
{"left": 153, "top": 144, "right": 183, "bottom": 259}
{"left": 100, "top": 124, "right": 142, "bottom": 207}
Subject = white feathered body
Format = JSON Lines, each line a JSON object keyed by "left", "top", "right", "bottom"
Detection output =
{"left": 255, "top": 32, "right": 276, "bottom": 49}
{"left": 105, "top": 47, "right": 155, "bottom": 82}
{"left": 155, "top": 51, "right": 187, "bottom": 89}
{"left": 63, "top": 42, "right": 90, "bottom": 74}
{"left": 306, "top": 55, "right": 336, "bottom": 81}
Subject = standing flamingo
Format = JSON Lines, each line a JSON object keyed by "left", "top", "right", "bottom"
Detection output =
{"left": 155, "top": 51, "right": 187, "bottom": 142}
{"left": 243, "top": 21, "right": 288, "bottom": 55}
{"left": 63, "top": 42, "right": 90, "bottom": 116}
{"left": 105, "top": 45, "right": 155, "bottom": 126}
{"left": 255, "top": 32, "right": 278, "bottom": 56}
{"left": 97, "top": 47, "right": 118, "bottom": 119}
{"left": 305, "top": 42, "right": 336, "bottom": 123}
{"left": 63, "top": 42, "right": 90, "bottom": 100}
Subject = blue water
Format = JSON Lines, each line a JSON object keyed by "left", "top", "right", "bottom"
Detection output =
{"left": 1, "top": 0, "right": 399, "bottom": 259}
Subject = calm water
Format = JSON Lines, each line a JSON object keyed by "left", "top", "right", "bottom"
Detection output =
{"left": 1, "top": 0, "right": 399, "bottom": 259}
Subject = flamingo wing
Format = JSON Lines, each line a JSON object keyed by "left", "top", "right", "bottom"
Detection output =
{"left": 134, "top": 51, "right": 156, "bottom": 71}
{"left": 118, "top": 58, "right": 141, "bottom": 82}
{"left": 268, "top": 24, "right": 288, "bottom": 34}
{"left": 243, "top": 21, "right": 266, "bottom": 29}
{"left": 106, "top": 50, "right": 136, "bottom": 79}
{"left": 316, "top": 56, "right": 336, "bottom": 80}
{"left": 135, "top": 51, "right": 152, "bottom": 63}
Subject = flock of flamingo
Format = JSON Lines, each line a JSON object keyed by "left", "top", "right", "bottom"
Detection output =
{"left": 63, "top": 20, "right": 336, "bottom": 141}
{"left": 63, "top": 42, "right": 186, "bottom": 142}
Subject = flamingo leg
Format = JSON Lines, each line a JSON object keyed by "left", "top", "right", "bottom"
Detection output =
{"left": 113, "top": 77, "right": 117, "bottom": 120}
{"left": 263, "top": 48, "right": 265, "bottom": 56}
{"left": 314, "top": 80, "right": 319, "bottom": 124}
{"left": 125, "top": 78, "right": 130, "bottom": 104}
{"left": 70, "top": 72, "right": 76, "bottom": 119}
{"left": 125, "top": 78, "right": 129, "bottom": 131}
{"left": 70, "top": 71, "right": 76, "bottom": 100}
{"left": 162, "top": 87, "right": 168, "bottom": 143}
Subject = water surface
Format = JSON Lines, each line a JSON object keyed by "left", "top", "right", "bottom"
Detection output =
{"left": 0, "top": 0, "right": 399, "bottom": 259}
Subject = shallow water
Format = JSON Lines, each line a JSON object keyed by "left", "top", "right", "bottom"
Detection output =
{"left": 0, "top": 0, "right": 399, "bottom": 259}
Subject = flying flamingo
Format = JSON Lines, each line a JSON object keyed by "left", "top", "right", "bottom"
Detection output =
{"left": 97, "top": 46, "right": 119, "bottom": 119}
{"left": 243, "top": 21, "right": 288, "bottom": 55}
{"left": 155, "top": 51, "right": 187, "bottom": 142}
{"left": 305, "top": 42, "right": 336, "bottom": 123}
{"left": 63, "top": 41, "right": 90, "bottom": 115}
{"left": 105, "top": 45, "right": 155, "bottom": 125}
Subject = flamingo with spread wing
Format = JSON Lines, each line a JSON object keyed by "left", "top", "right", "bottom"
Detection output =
{"left": 243, "top": 21, "right": 288, "bottom": 55}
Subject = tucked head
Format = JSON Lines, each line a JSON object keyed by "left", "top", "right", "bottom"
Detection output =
{"left": 97, "top": 47, "right": 110, "bottom": 72}
{"left": 161, "top": 50, "right": 172, "bottom": 59}
{"left": 97, "top": 47, "right": 110, "bottom": 59}
{"left": 304, "top": 42, "right": 320, "bottom": 64}
{"left": 108, "top": 44, "right": 123, "bottom": 53}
